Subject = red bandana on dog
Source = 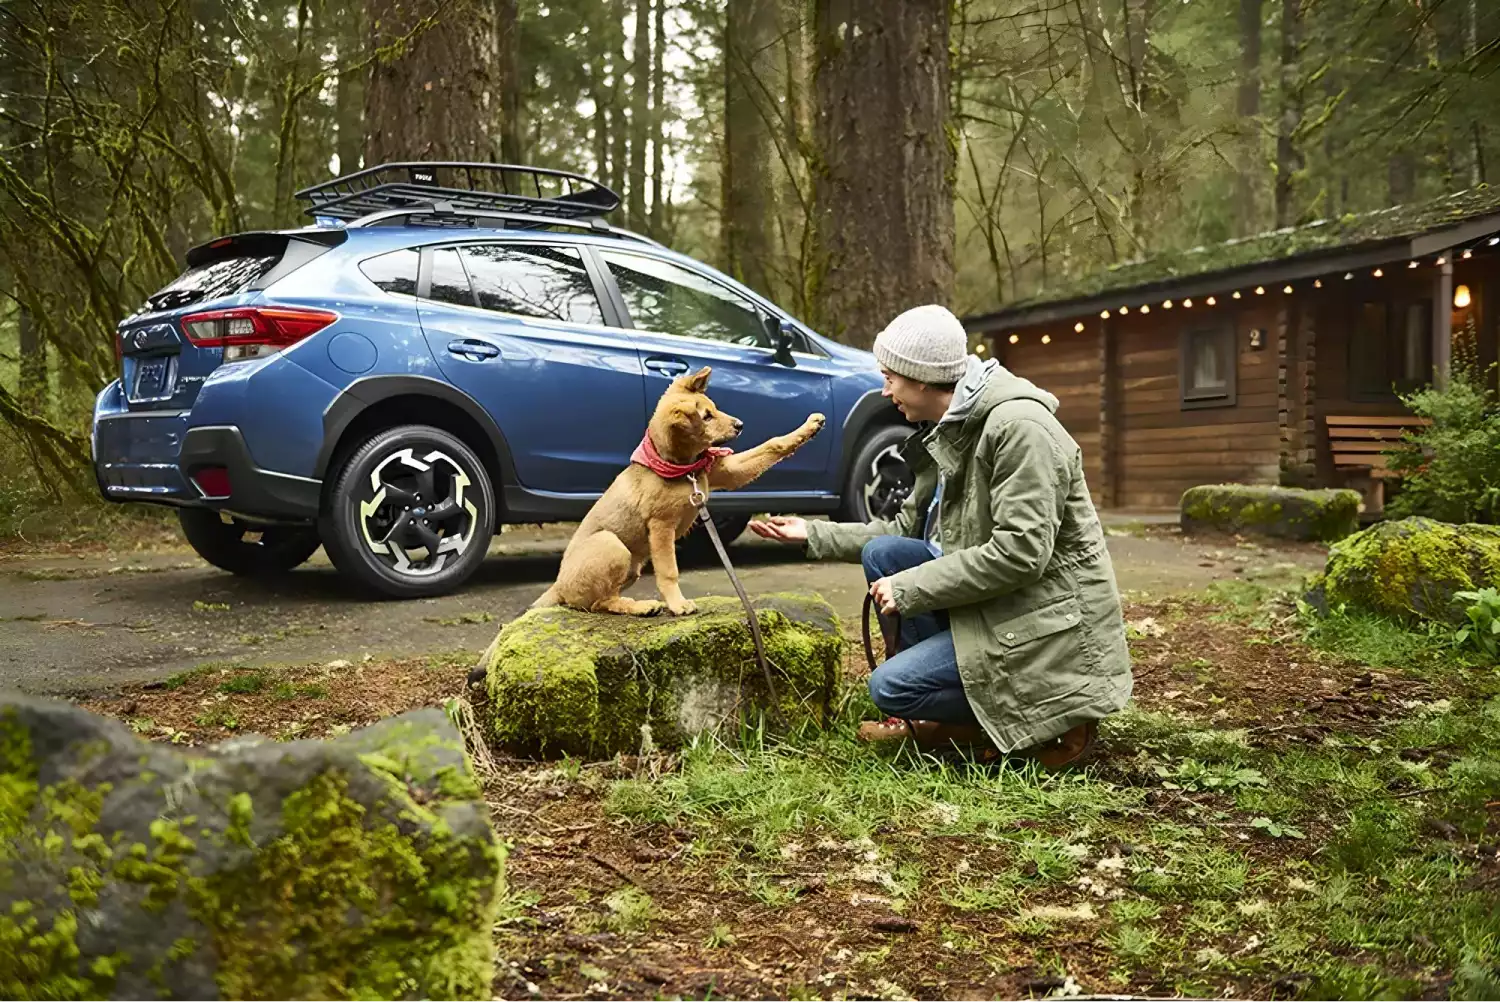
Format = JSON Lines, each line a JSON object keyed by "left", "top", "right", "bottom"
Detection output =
{"left": 630, "top": 433, "right": 732, "bottom": 479}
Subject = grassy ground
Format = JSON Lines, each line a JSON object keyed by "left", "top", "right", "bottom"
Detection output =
{"left": 79, "top": 580, "right": 1500, "bottom": 1000}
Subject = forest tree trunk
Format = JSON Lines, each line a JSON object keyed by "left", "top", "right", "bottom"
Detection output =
{"left": 723, "top": 0, "right": 777, "bottom": 296}
{"left": 1273, "top": 0, "right": 1303, "bottom": 228}
{"left": 810, "top": 0, "right": 953, "bottom": 348}
{"left": 650, "top": 0, "right": 666, "bottom": 237}
{"left": 496, "top": 0, "right": 524, "bottom": 163}
{"left": 1234, "top": 0, "right": 1262, "bottom": 235}
{"left": 628, "top": 0, "right": 650, "bottom": 229}
{"left": 334, "top": 0, "right": 365, "bottom": 174}
{"left": 364, "top": 0, "right": 493, "bottom": 163}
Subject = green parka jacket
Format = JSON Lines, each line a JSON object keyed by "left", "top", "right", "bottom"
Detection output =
{"left": 807, "top": 359, "right": 1132, "bottom": 751}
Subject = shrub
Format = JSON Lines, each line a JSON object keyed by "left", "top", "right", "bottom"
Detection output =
{"left": 1387, "top": 366, "right": 1500, "bottom": 524}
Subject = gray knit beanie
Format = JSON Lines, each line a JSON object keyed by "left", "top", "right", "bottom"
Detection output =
{"left": 872, "top": 304, "right": 969, "bottom": 384}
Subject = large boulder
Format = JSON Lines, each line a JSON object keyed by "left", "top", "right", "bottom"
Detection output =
{"left": 482, "top": 593, "right": 843, "bottom": 758}
{"left": 1, "top": 698, "right": 504, "bottom": 1000}
{"left": 1180, "top": 484, "right": 1361, "bottom": 542}
{"left": 1317, "top": 516, "right": 1500, "bottom": 623}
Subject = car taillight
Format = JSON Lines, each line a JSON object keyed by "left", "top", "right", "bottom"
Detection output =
{"left": 180, "top": 306, "right": 338, "bottom": 362}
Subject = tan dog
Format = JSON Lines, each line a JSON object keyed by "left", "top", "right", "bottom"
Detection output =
{"left": 532, "top": 366, "right": 825, "bottom": 616}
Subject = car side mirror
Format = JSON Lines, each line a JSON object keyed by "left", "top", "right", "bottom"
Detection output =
{"left": 767, "top": 317, "right": 798, "bottom": 368}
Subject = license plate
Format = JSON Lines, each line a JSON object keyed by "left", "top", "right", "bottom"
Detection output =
{"left": 133, "top": 357, "right": 171, "bottom": 400}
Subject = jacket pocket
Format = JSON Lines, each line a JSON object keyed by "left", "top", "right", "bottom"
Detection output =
{"left": 996, "top": 597, "right": 1100, "bottom": 718}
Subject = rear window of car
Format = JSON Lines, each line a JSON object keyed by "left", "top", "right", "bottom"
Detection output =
{"left": 360, "top": 248, "right": 419, "bottom": 296}
{"left": 139, "top": 254, "right": 280, "bottom": 314}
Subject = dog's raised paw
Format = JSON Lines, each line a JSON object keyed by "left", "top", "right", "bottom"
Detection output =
{"left": 804, "top": 412, "right": 826, "bottom": 433}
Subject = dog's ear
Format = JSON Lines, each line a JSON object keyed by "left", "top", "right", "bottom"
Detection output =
{"left": 683, "top": 366, "right": 712, "bottom": 393}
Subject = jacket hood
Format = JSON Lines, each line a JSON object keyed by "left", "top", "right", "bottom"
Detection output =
{"left": 937, "top": 356, "right": 1058, "bottom": 429}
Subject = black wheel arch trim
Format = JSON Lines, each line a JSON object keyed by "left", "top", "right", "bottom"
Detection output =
{"left": 317, "top": 375, "right": 518, "bottom": 489}
{"left": 835, "top": 389, "right": 911, "bottom": 491}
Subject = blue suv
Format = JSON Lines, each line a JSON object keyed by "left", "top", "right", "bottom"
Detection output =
{"left": 92, "top": 163, "right": 913, "bottom": 597}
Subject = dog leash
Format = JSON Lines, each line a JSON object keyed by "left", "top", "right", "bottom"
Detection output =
{"left": 689, "top": 475, "right": 781, "bottom": 718}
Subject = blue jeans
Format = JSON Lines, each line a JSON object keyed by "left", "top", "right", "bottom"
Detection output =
{"left": 861, "top": 536, "right": 977, "bottom": 725}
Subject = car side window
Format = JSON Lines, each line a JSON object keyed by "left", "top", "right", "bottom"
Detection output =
{"left": 459, "top": 244, "right": 605, "bottom": 326}
{"left": 359, "top": 248, "right": 419, "bottom": 296}
{"left": 600, "top": 250, "right": 770, "bottom": 348}
{"left": 428, "top": 247, "right": 476, "bottom": 307}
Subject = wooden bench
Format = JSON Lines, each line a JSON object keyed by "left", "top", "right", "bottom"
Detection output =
{"left": 1325, "top": 415, "right": 1432, "bottom": 512}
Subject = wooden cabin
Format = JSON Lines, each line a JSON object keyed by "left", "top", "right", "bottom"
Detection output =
{"left": 964, "top": 188, "right": 1500, "bottom": 511}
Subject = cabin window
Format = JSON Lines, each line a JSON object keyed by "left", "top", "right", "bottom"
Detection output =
{"left": 1180, "top": 323, "right": 1237, "bottom": 409}
{"left": 1350, "top": 298, "right": 1432, "bottom": 400}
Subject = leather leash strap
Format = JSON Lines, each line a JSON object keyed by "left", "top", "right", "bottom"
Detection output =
{"left": 691, "top": 478, "right": 780, "bottom": 717}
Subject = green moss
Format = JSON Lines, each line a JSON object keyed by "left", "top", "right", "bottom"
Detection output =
{"left": 1, "top": 704, "right": 503, "bottom": 1000}
{"left": 484, "top": 595, "right": 844, "bottom": 758}
{"left": 1180, "top": 484, "right": 1361, "bottom": 542}
{"left": 1322, "top": 516, "right": 1500, "bottom": 623}
{"left": 994, "top": 184, "right": 1500, "bottom": 318}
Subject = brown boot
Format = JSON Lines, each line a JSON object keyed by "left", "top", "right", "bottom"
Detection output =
{"left": 1024, "top": 721, "right": 1099, "bottom": 771}
{"left": 857, "top": 717, "right": 928, "bottom": 743}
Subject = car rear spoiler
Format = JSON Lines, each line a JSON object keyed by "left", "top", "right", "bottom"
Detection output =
{"left": 184, "top": 229, "right": 348, "bottom": 269}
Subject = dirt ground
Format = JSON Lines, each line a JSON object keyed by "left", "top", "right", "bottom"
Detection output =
{"left": 1, "top": 520, "right": 1322, "bottom": 695}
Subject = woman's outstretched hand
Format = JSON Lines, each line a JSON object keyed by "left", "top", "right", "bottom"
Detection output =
{"left": 748, "top": 515, "right": 808, "bottom": 543}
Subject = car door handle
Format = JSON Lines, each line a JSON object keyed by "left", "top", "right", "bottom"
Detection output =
{"left": 644, "top": 355, "right": 688, "bottom": 376}
{"left": 447, "top": 339, "right": 501, "bottom": 361}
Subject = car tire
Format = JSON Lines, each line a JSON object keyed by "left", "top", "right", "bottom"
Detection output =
{"left": 319, "top": 424, "right": 495, "bottom": 598}
{"left": 675, "top": 511, "right": 751, "bottom": 566}
{"left": 839, "top": 424, "right": 915, "bottom": 523}
{"left": 178, "top": 508, "right": 322, "bottom": 576}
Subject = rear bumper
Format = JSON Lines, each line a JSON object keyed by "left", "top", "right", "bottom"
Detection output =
{"left": 93, "top": 391, "right": 321, "bottom": 522}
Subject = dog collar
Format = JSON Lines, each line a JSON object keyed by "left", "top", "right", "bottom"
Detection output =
{"left": 630, "top": 432, "right": 732, "bottom": 479}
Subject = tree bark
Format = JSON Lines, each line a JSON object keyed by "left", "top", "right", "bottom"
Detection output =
{"left": 609, "top": 0, "right": 628, "bottom": 205}
{"left": 334, "top": 0, "right": 365, "bottom": 174}
{"left": 650, "top": 0, "right": 666, "bottom": 237}
{"left": 628, "top": 0, "right": 650, "bottom": 229}
{"left": 364, "top": 0, "right": 493, "bottom": 163}
{"left": 495, "top": 0, "right": 524, "bottom": 163}
{"left": 810, "top": 0, "right": 954, "bottom": 348}
{"left": 1234, "top": 0, "right": 1263, "bottom": 236}
{"left": 591, "top": 45, "right": 610, "bottom": 186}
{"left": 1465, "top": 0, "right": 1484, "bottom": 186}
{"left": 723, "top": 0, "right": 778, "bottom": 296}
{"left": 1273, "top": 0, "right": 1303, "bottom": 228}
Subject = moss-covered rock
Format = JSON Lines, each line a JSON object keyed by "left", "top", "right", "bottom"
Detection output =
{"left": 483, "top": 593, "right": 843, "bottom": 758}
{"left": 0, "top": 699, "right": 503, "bottom": 1000}
{"left": 1180, "top": 484, "right": 1361, "bottom": 542}
{"left": 1320, "top": 516, "right": 1500, "bottom": 623}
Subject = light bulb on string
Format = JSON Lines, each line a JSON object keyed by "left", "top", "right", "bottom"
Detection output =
{"left": 1464, "top": 250, "right": 1474, "bottom": 259}
{"left": 1233, "top": 291, "right": 1242, "bottom": 299}
{"left": 1183, "top": 298, "right": 1193, "bottom": 308}
{"left": 1344, "top": 272, "right": 1354, "bottom": 280}
{"left": 1119, "top": 306, "right": 1129, "bottom": 315}
{"left": 1437, "top": 257, "right": 1447, "bottom": 266}
{"left": 1008, "top": 334, "right": 1019, "bottom": 344}
{"left": 1314, "top": 279, "right": 1322, "bottom": 288}
{"left": 1074, "top": 322, "right": 1085, "bottom": 333}
{"left": 1206, "top": 296, "right": 1217, "bottom": 306}
{"left": 1373, "top": 268, "right": 1384, "bottom": 277}
{"left": 1489, "top": 237, "right": 1498, "bottom": 246}
{"left": 1041, "top": 335, "right": 1051, "bottom": 344}
{"left": 1163, "top": 300, "right": 1173, "bottom": 309}
{"left": 1283, "top": 285, "right": 1293, "bottom": 294}
{"left": 1140, "top": 304, "right": 1151, "bottom": 314}
{"left": 1408, "top": 260, "right": 1419, "bottom": 269}
{"left": 1255, "top": 286, "right": 1265, "bottom": 295}
{"left": 1100, "top": 310, "right": 1111, "bottom": 319}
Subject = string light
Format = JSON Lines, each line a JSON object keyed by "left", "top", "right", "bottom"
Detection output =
{"left": 975, "top": 343, "right": 987, "bottom": 354}
{"left": 1255, "top": 286, "right": 1266, "bottom": 295}
{"left": 1464, "top": 250, "right": 1474, "bottom": 260}
{"left": 1120, "top": 306, "right": 1130, "bottom": 314}
{"left": 1041, "top": 334, "right": 1052, "bottom": 344}
{"left": 1283, "top": 284, "right": 1293, "bottom": 294}
{"left": 1489, "top": 237, "right": 1498, "bottom": 246}
{"left": 1455, "top": 284, "right": 1472, "bottom": 309}
{"left": 1408, "top": 260, "right": 1419, "bottom": 269}
{"left": 1100, "top": 309, "right": 1111, "bottom": 319}
{"left": 1233, "top": 291, "right": 1242, "bottom": 299}
{"left": 1206, "top": 296, "right": 1217, "bottom": 306}
{"left": 1074, "top": 321, "right": 1085, "bottom": 333}
{"left": 1183, "top": 298, "right": 1193, "bottom": 308}
{"left": 1140, "top": 304, "right": 1151, "bottom": 314}
{"left": 1008, "top": 334, "right": 1019, "bottom": 344}
{"left": 1373, "top": 268, "right": 1384, "bottom": 277}
{"left": 1163, "top": 299, "right": 1174, "bottom": 309}
{"left": 1344, "top": 272, "right": 1354, "bottom": 280}
{"left": 1436, "top": 256, "right": 1447, "bottom": 266}
{"left": 1314, "top": 279, "right": 1323, "bottom": 288}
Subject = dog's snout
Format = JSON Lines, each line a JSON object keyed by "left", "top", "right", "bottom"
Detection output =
{"left": 732, "top": 418, "right": 744, "bottom": 431}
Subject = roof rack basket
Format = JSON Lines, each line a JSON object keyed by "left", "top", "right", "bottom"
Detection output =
{"left": 294, "top": 162, "right": 620, "bottom": 225}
